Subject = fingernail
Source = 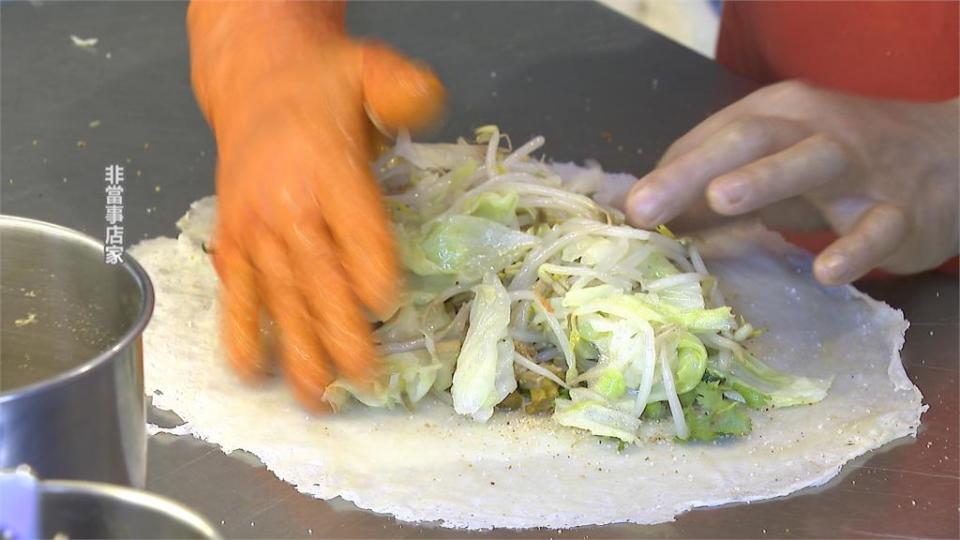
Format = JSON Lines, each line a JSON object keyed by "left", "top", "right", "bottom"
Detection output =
{"left": 818, "top": 253, "right": 847, "bottom": 283}
{"left": 716, "top": 178, "right": 748, "bottom": 208}
{"left": 629, "top": 185, "right": 663, "bottom": 226}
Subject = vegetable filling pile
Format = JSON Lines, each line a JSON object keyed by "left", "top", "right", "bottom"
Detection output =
{"left": 324, "top": 127, "right": 832, "bottom": 444}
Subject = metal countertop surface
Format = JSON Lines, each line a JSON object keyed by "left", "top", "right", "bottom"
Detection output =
{"left": 2, "top": 1, "right": 957, "bottom": 538}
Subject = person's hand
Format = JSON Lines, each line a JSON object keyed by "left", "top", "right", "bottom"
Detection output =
{"left": 626, "top": 80, "right": 959, "bottom": 285}
{"left": 187, "top": 0, "right": 445, "bottom": 410}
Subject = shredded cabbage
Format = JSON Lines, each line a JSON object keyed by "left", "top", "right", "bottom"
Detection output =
{"left": 450, "top": 273, "right": 517, "bottom": 421}
{"left": 325, "top": 128, "right": 832, "bottom": 445}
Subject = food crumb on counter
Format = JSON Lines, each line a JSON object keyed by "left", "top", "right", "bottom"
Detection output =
{"left": 76, "top": 140, "right": 87, "bottom": 148}
{"left": 89, "top": 119, "right": 101, "bottom": 128}
{"left": 69, "top": 34, "right": 98, "bottom": 49}
{"left": 155, "top": 185, "right": 161, "bottom": 192}
{"left": 14, "top": 312, "right": 38, "bottom": 327}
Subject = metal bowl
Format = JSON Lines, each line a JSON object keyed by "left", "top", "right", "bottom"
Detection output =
{"left": 0, "top": 215, "right": 154, "bottom": 487}
{"left": 1, "top": 466, "right": 221, "bottom": 539}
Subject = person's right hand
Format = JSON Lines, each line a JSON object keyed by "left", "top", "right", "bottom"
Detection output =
{"left": 187, "top": 0, "right": 445, "bottom": 410}
{"left": 627, "top": 81, "right": 959, "bottom": 285}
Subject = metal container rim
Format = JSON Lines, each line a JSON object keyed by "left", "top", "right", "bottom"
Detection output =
{"left": 42, "top": 479, "right": 222, "bottom": 539}
{"left": 0, "top": 214, "right": 155, "bottom": 402}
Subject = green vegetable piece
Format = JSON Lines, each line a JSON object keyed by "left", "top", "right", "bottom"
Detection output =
{"left": 497, "top": 391, "right": 523, "bottom": 410}
{"left": 517, "top": 365, "right": 563, "bottom": 414}
{"left": 723, "top": 375, "right": 772, "bottom": 410}
{"left": 594, "top": 369, "right": 627, "bottom": 400}
{"left": 420, "top": 215, "right": 537, "bottom": 281}
{"left": 710, "top": 404, "right": 752, "bottom": 437}
{"left": 462, "top": 190, "right": 519, "bottom": 226}
{"left": 678, "top": 380, "right": 754, "bottom": 442}
{"left": 695, "top": 380, "right": 726, "bottom": 412}
{"left": 673, "top": 333, "right": 708, "bottom": 395}
{"left": 642, "top": 401, "right": 668, "bottom": 419}
{"left": 553, "top": 398, "right": 640, "bottom": 443}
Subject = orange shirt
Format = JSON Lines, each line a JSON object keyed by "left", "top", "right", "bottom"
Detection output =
{"left": 716, "top": 0, "right": 959, "bottom": 100}
{"left": 715, "top": 0, "right": 959, "bottom": 276}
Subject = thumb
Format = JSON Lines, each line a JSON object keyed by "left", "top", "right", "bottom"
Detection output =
{"left": 361, "top": 42, "right": 446, "bottom": 134}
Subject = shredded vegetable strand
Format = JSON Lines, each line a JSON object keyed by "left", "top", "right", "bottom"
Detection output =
{"left": 513, "top": 290, "right": 577, "bottom": 379}
{"left": 646, "top": 272, "right": 705, "bottom": 291}
{"left": 571, "top": 237, "right": 630, "bottom": 290}
{"left": 483, "top": 126, "right": 500, "bottom": 179}
{"left": 659, "top": 338, "right": 689, "bottom": 439}
{"left": 688, "top": 244, "right": 708, "bottom": 275}
{"left": 338, "top": 128, "right": 825, "bottom": 445}
{"left": 512, "top": 351, "right": 569, "bottom": 388}
{"left": 504, "top": 135, "right": 545, "bottom": 167}
{"left": 511, "top": 225, "right": 607, "bottom": 290}
{"left": 632, "top": 322, "right": 657, "bottom": 414}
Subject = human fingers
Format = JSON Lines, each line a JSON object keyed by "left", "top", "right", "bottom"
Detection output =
{"left": 215, "top": 238, "right": 268, "bottom": 381}
{"left": 252, "top": 231, "right": 334, "bottom": 411}
{"left": 707, "top": 133, "right": 851, "bottom": 215}
{"left": 813, "top": 203, "right": 908, "bottom": 285}
{"left": 311, "top": 144, "right": 399, "bottom": 318}
{"left": 627, "top": 116, "right": 809, "bottom": 227}
{"left": 361, "top": 41, "right": 446, "bottom": 134}
{"left": 658, "top": 81, "right": 824, "bottom": 167}
{"left": 288, "top": 216, "right": 379, "bottom": 384}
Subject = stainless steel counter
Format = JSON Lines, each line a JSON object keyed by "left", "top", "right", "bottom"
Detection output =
{"left": 2, "top": 1, "right": 957, "bottom": 537}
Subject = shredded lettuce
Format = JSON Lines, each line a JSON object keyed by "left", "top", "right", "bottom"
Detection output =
{"left": 324, "top": 346, "right": 458, "bottom": 411}
{"left": 451, "top": 273, "right": 517, "bottom": 421}
{"left": 322, "top": 127, "right": 831, "bottom": 447}
{"left": 553, "top": 397, "right": 640, "bottom": 444}
{"left": 417, "top": 215, "right": 538, "bottom": 282}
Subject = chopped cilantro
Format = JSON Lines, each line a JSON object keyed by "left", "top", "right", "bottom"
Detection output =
{"left": 680, "top": 380, "right": 753, "bottom": 442}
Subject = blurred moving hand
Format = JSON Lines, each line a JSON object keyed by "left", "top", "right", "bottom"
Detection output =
{"left": 627, "top": 81, "right": 959, "bottom": 285}
{"left": 187, "top": 0, "right": 445, "bottom": 410}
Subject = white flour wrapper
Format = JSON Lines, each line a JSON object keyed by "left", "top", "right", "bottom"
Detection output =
{"left": 131, "top": 169, "right": 924, "bottom": 530}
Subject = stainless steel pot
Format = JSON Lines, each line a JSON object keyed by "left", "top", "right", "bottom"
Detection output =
{"left": 1, "top": 466, "right": 221, "bottom": 539}
{"left": 0, "top": 215, "right": 153, "bottom": 487}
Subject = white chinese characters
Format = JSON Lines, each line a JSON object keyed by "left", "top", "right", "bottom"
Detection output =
{"left": 104, "top": 164, "right": 124, "bottom": 264}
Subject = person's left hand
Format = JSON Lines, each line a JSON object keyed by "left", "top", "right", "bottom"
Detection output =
{"left": 626, "top": 80, "right": 959, "bottom": 285}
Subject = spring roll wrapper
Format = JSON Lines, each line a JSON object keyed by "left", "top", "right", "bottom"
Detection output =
{"left": 132, "top": 171, "right": 922, "bottom": 529}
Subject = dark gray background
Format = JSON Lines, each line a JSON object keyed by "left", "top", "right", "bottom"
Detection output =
{"left": 1, "top": 0, "right": 753, "bottom": 242}
{"left": 2, "top": 1, "right": 956, "bottom": 538}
